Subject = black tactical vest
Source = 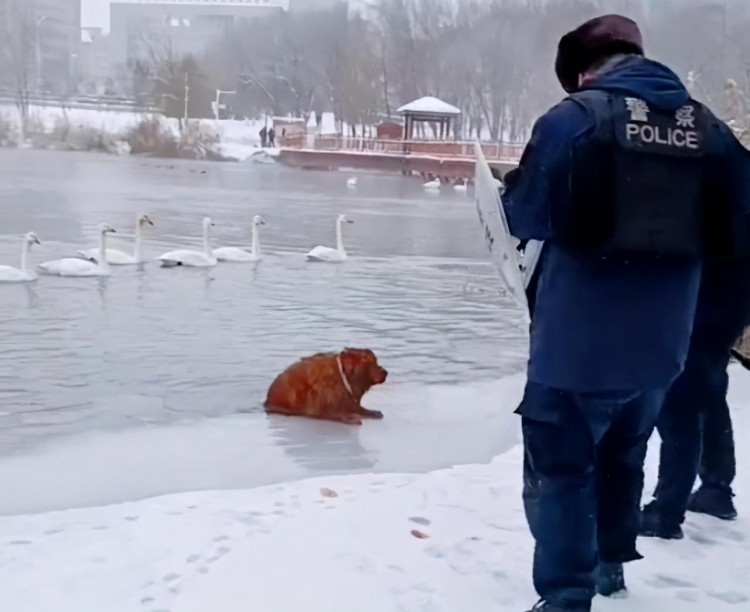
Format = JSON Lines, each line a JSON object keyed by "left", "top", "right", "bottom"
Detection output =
{"left": 558, "top": 89, "right": 717, "bottom": 258}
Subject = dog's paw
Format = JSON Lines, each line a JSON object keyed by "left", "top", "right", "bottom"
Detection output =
{"left": 340, "top": 414, "right": 363, "bottom": 426}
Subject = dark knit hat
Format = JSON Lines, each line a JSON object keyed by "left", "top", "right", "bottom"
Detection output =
{"left": 555, "top": 14, "right": 644, "bottom": 93}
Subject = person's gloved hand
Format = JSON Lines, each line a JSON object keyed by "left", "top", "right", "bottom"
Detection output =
{"left": 503, "top": 167, "right": 521, "bottom": 186}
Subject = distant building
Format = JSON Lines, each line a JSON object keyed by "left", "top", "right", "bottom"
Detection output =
{"left": 33, "top": 0, "right": 81, "bottom": 93}
{"left": 288, "top": 0, "right": 349, "bottom": 11}
{"left": 110, "top": 0, "right": 290, "bottom": 68}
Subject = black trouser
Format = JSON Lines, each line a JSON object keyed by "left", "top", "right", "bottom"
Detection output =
{"left": 519, "top": 382, "right": 664, "bottom": 609}
{"left": 651, "top": 346, "right": 735, "bottom": 526}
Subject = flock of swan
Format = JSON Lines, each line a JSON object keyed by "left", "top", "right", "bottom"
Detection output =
{"left": 346, "top": 175, "right": 469, "bottom": 193}
{"left": 0, "top": 212, "right": 356, "bottom": 283}
{"left": 0, "top": 174, "right": 469, "bottom": 284}
{"left": 423, "top": 177, "right": 468, "bottom": 192}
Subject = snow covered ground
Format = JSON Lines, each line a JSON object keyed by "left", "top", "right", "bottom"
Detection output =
{"left": 0, "top": 366, "right": 748, "bottom": 611}
{"left": 0, "top": 102, "right": 340, "bottom": 161}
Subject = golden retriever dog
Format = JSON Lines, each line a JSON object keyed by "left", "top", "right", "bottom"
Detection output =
{"left": 264, "top": 348, "right": 388, "bottom": 425}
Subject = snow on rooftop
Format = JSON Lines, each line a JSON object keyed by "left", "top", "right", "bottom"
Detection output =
{"left": 397, "top": 96, "right": 461, "bottom": 116}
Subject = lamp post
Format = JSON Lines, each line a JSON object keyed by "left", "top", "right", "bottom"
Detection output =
{"left": 183, "top": 72, "right": 189, "bottom": 124}
{"left": 34, "top": 15, "right": 49, "bottom": 92}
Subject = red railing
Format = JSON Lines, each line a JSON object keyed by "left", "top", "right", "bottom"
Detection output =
{"left": 280, "top": 135, "right": 524, "bottom": 161}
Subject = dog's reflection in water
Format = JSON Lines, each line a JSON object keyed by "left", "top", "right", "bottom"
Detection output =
{"left": 265, "top": 414, "right": 377, "bottom": 471}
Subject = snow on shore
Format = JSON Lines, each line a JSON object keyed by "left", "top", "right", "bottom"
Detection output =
{"left": 0, "top": 367, "right": 748, "bottom": 612}
{"left": 0, "top": 103, "right": 340, "bottom": 161}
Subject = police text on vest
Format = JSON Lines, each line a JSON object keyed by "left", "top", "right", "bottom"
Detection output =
{"left": 625, "top": 123, "right": 699, "bottom": 149}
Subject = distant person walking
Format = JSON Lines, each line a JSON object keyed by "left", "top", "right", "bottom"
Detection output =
{"left": 259, "top": 126, "right": 268, "bottom": 148}
{"left": 268, "top": 128, "right": 276, "bottom": 148}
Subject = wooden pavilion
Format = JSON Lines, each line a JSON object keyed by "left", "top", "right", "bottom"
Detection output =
{"left": 397, "top": 96, "right": 461, "bottom": 141}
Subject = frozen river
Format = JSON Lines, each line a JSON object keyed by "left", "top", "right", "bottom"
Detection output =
{"left": 0, "top": 150, "right": 527, "bottom": 515}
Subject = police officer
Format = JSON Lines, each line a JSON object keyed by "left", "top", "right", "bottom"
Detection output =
{"left": 640, "top": 254, "right": 750, "bottom": 538}
{"left": 501, "top": 15, "right": 749, "bottom": 612}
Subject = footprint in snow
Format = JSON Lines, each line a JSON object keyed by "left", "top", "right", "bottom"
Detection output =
{"left": 708, "top": 591, "right": 750, "bottom": 604}
{"left": 647, "top": 574, "right": 697, "bottom": 589}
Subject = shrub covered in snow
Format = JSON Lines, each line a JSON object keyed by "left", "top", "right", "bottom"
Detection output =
{"left": 127, "top": 117, "right": 179, "bottom": 158}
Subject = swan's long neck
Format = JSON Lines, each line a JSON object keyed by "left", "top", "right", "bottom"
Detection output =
{"left": 98, "top": 231, "right": 111, "bottom": 272}
{"left": 251, "top": 224, "right": 260, "bottom": 258}
{"left": 20, "top": 239, "right": 30, "bottom": 273}
{"left": 336, "top": 219, "right": 345, "bottom": 253}
{"left": 134, "top": 218, "right": 142, "bottom": 262}
{"left": 203, "top": 223, "right": 212, "bottom": 256}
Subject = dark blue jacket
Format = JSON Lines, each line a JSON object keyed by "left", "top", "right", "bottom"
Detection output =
{"left": 693, "top": 259, "right": 750, "bottom": 355}
{"left": 502, "top": 57, "right": 746, "bottom": 392}
{"left": 693, "top": 125, "right": 750, "bottom": 355}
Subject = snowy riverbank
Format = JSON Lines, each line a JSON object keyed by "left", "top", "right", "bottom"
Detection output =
{"left": 0, "top": 366, "right": 748, "bottom": 612}
{"left": 0, "top": 103, "right": 339, "bottom": 162}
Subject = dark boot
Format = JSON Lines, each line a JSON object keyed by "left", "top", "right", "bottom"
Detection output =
{"left": 639, "top": 502, "right": 684, "bottom": 540}
{"left": 597, "top": 562, "right": 627, "bottom": 597}
{"left": 525, "top": 600, "right": 590, "bottom": 612}
{"left": 688, "top": 485, "right": 738, "bottom": 520}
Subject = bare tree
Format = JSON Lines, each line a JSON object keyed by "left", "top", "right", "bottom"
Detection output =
{"left": 126, "top": 0, "right": 750, "bottom": 143}
{"left": 0, "top": 0, "right": 35, "bottom": 139}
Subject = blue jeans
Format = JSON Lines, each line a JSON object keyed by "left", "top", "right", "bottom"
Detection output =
{"left": 652, "top": 346, "right": 735, "bottom": 523}
{"left": 519, "top": 382, "right": 665, "bottom": 608}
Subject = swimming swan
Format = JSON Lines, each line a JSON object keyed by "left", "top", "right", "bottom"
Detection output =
{"left": 347, "top": 177, "right": 358, "bottom": 188}
{"left": 77, "top": 213, "right": 154, "bottom": 265}
{"left": 454, "top": 178, "right": 468, "bottom": 192}
{"left": 213, "top": 215, "right": 265, "bottom": 263}
{"left": 306, "top": 214, "right": 353, "bottom": 263}
{"left": 424, "top": 177, "right": 441, "bottom": 190}
{"left": 0, "top": 232, "right": 41, "bottom": 282}
{"left": 158, "top": 216, "right": 217, "bottom": 268}
{"left": 37, "top": 224, "right": 116, "bottom": 277}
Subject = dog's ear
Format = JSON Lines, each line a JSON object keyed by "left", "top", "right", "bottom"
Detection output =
{"left": 339, "top": 349, "right": 360, "bottom": 378}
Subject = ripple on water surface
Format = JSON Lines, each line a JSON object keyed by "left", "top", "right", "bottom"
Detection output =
{"left": 0, "top": 151, "right": 528, "bottom": 512}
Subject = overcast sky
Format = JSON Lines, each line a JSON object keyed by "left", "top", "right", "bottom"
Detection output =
{"left": 82, "top": 0, "right": 108, "bottom": 29}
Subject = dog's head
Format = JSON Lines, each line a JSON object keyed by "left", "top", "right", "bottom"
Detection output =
{"left": 340, "top": 348, "right": 388, "bottom": 391}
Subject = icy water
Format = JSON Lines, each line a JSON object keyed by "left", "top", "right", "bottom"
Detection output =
{"left": 0, "top": 149, "right": 527, "bottom": 515}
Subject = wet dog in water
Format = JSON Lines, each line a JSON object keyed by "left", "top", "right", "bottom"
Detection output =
{"left": 264, "top": 348, "right": 388, "bottom": 425}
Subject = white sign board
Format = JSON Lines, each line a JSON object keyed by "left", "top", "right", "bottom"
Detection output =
{"left": 473, "top": 142, "right": 530, "bottom": 322}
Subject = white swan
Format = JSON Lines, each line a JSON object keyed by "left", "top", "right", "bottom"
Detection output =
{"left": 37, "top": 224, "right": 116, "bottom": 277}
{"left": 76, "top": 213, "right": 154, "bottom": 265}
{"left": 306, "top": 214, "right": 353, "bottom": 263}
{"left": 158, "top": 216, "right": 217, "bottom": 268}
{"left": 424, "top": 177, "right": 441, "bottom": 191}
{"left": 347, "top": 177, "right": 358, "bottom": 189}
{"left": 213, "top": 215, "right": 265, "bottom": 263}
{"left": 454, "top": 178, "right": 468, "bottom": 192}
{"left": 0, "top": 232, "right": 41, "bottom": 283}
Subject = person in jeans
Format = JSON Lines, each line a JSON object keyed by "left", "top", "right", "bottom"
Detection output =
{"left": 641, "top": 256, "right": 750, "bottom": 539}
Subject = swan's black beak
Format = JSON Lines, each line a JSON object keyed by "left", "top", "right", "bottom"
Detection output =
{"left": 145, "top": 217, "right": 155, "bottom": 226}
{"left": 33, "top": 237, "right": 41, "bottom": 245}
{"left": 347, "top": 219, "right": 354, "bottom": 224}
{"left": 108, "top": 228, "right": 117, "bottom": 233}
{"left": 259, "top": 221, "right": 267, "bottom": 226}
